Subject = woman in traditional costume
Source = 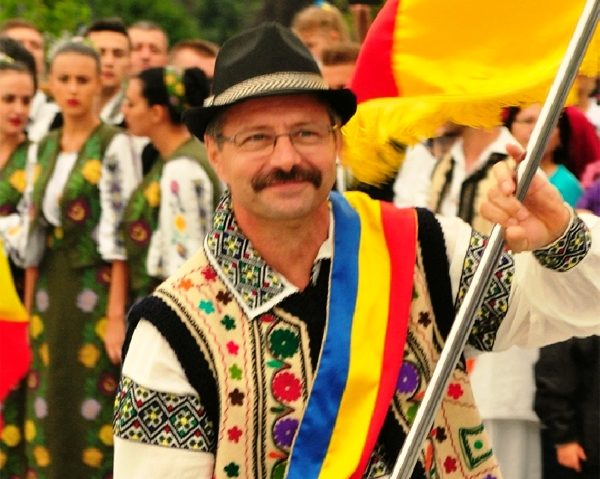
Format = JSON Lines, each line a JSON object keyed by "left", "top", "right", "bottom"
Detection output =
{"left": 8, "top": 40, "right": 140, "bottom": 478}
{"left": 121, "top": 66, "right": 220, "bottom": 301}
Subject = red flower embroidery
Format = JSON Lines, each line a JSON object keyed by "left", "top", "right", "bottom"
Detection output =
{"left": 447, "top": 383, "right": 463, "bottom": 400}
{"left": 444, "top": 456, "right": 457, "bottom": 473}
{"left": 201, "top": 266, "right": 217, "bottom": 281}
{"left": 227, "top": 426, "right": 242, "bottom": 443}
{"left": 272, "top": 371, "right": 302, "bottom": 403}
{"left": 97, "top": 372, "right": 117, "bottom": 396}
{"left": 226, "top": 341, "right": 239, "bottom": 355}
{"left": 260, "top": 314, "right": 275, "bottom": 323}
{"left": 66, "top": 198, "right": 91, "bottom": 224}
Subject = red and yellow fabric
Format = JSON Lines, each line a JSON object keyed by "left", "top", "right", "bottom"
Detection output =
{"left": 286, "top": 192, "right": 417, "bottom": 478}
{"left": 342, "top": 0, "right": 600, "bottom": 185}
{"left": 0, "top": 239, "right": 30, "bottom": 424}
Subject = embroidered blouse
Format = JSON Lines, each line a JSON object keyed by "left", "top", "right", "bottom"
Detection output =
{"left": 114, "top": 193, "right": 600, "bottom": 478}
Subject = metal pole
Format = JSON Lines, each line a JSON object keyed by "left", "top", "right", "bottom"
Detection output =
{"left": 390, "top": 1, "right": 600, "bottom": 477}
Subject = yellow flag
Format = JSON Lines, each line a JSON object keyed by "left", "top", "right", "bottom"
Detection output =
{"left": 344, "top": 0, "right": 599, "bottom": 185}
{"left": 0, "top": 239, "right": 27, "bottom": 322}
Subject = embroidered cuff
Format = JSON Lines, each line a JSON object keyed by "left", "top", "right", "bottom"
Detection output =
{"left": 533, "top": 210, "right": 591, "bottom": 272}
{"left": 113, "top": 376, "right": 216, "bottom": 452}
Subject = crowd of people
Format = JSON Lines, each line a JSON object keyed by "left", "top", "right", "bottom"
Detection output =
{"left": 0, "top": 2, "right": 599, "bottom": 479}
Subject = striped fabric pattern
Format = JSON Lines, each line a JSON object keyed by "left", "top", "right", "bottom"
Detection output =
{"left": 286, "top": 192, "right": 417, "bottom": 478}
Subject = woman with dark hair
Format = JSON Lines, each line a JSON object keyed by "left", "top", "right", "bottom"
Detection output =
{"left": 121, "top": 66, "right": 220, "bottom": 300}
{"left": 0, "top": 43, "right": 36, "bottom": 475}
{"left": 1, "top": 40, "right": 140, "bottom": 478}
{"left": 505, "top": 104, "right": 584, "bottom": 206}
{"left": 0, "top": 38, "right": 37, "bottom": 225}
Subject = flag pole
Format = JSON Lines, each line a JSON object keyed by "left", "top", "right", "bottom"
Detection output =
{"left": 390, "top": 1, "right": 599, "bottom": 478}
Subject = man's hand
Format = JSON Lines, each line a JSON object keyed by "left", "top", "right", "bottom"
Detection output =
{"left": 480, "top": 144, "right": 571, "bottom": 252}
{"left": 556, "top": 442, "right": 587, "bottom": 472}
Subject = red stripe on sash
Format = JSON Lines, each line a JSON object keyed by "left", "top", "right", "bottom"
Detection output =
{"left": 352, "top": 203, "right": 417, "bottom": 477}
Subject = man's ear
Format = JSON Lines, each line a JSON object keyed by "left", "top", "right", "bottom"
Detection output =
{"left": 149, "top": 104, "right": 166, "bottom": 124}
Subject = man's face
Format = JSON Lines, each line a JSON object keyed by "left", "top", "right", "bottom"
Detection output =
{"left": 87, "top": 31, "right": 131, "bottom": 92}
{"left": 170, "top": 47, "right": 216, "bottom": 79}
{"left": 128, "top": 28, "right": 168, "bottom": 74}
{"left": 3, "top": 26, "right": 45, "bottom": 78}
{"left": 205, "top": 94, "right": 339, "bottom": 223}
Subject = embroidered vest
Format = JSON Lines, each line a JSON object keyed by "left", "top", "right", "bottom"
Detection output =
{"left": 141, "top": 211, "right": 502, "bottom": 479}
{"left": 122, "top": 137, "right": 220, "bottom": 295}
{"left": 429, "top": 152, "right": 511, "bottom": 235}
{"left": 0, "top": 140, "right": 29, "bottom": 216}
{"left": 30, "top": 123, "right": 120, "bottom": 268}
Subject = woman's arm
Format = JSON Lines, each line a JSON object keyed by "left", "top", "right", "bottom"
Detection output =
{"left": 105, "top": 259, "right": 128, "bottom": 364}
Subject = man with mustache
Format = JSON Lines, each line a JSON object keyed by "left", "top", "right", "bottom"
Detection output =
{"left": 113, "top": 23, "right": 600, "bottom": 479}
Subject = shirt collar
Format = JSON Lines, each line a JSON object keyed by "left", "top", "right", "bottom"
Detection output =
{"left": 204, "top": 191, "right": 332, "bottom": 319}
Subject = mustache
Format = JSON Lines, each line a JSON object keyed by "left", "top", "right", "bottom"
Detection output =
{"left": 251, "top": 166, "right": 322, "bottom": 192}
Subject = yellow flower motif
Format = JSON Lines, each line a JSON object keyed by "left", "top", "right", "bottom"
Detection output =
{"left": 39, "top": 343, "right": 49, "bottom": 366}
{"left": 78, "top": 343, "right": 100, "bottom": 368}
{"left": 82, "top": 447, "right": 103, "bottom": 468}
{"left": 30, "top": 314, "right": 44, "bottom": 339}
{"left": 95, "top": 317, "right": 107, "bottom": 339}
{"left": 1, "top": 425, "right": 21, "bottom": 447}
{"left": 33, "top": 445, "right": 50, "bottom": 467}
{"left": 82, "top": 159, "right": 102, "bottom": 185}
{"left": 174, "top": 83, "right": 184, "bottom": 96}
{"left": 32, "top": 164, "right": 41, "bottom": 182}
{"left": 25, "top": 420, "right": 36, "bottom": 442}
{"left": 174, "top": 214, "right": 186, "bottom": 232}
{"left": 9, "top": 169, "right": 26, "bottom": 192}
{"left": 99, "top": 424, "right": 114, "bottom": 446}
{"left": 165, "top": 72, "right": 176, "bottom": 85}
{"left": 144, "top": 181, "right": 161, "bottom": 207}
{"left": 0, "top": 450, "right": 6, "bottom": 469}
{"left": 54, "top": 226, "right": 63, "bottom": 240}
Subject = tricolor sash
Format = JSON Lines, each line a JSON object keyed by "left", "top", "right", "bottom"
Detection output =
{"left": 287, "top": 192, "right": 417, "bottom": 478}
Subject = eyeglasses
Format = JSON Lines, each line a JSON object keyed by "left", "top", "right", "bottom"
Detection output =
{"left": 217, "top": 123, "right": 338, "bottom": 153}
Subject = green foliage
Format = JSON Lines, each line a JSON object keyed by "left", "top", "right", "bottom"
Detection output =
{"left": 0, "top": 0, "right": 382, "bottom": 48}
{"left": 0, "top": 0, "right": 92, "bottom": 37}
{"left": 92, "top": 0, "right": 201, "bottom": 45}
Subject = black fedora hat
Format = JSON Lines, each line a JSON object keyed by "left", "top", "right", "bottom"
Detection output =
{"left": 184, "top": 22, "right": 357, "bottom": 139}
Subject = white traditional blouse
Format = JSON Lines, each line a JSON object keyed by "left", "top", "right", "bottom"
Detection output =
{"left": 146, "top": 157, "right": 218, "bottom": 279}
{"left": 0, "top": 132, "right": 141, "bottom": 267}
{"left": 114, "top": 207, "right": 600, "bottom": 478}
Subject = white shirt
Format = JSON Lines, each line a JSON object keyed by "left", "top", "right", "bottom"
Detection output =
{"left": 114, "top": 210, "right": 600, "bottom": 478}
{"left": 439, "top": 127, "right": 516, "bottom": 217}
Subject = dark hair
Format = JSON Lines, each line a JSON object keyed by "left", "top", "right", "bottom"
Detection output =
{"left": 170, "top": 38, "right": 219, "bottom": 59}
{"left": 85, "top": 17, "right": 130, "bottom": 46}
{"left": 137, "top": 66, "right": 209, "bottom": 124}
{"left": 504, "top": 105, "right": 570, "bottom": 165}
{"left": 50, "top": 40, "right": 101, "bottom": 74}
{"left": 0, "top": 36, "right": 37, "bottom": 89}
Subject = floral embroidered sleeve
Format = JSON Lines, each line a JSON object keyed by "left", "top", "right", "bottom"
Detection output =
{"left": 146, "top": 158, "right": 217, "bottom": 279}
{"left": 98, "top": 133, "right": 142, "bottom": 261}
{"left": 113, "top": 320, "right": 216, "bottom": 478}
{"left": 439, "top": 213, "right": 600, "bottom": 352}
{"left": 0, "top": 143, "right": 46, "bottom": 268}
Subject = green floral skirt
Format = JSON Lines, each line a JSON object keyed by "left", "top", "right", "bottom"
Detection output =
{"left": 1, "top": 246, "right": 119, "bottom": 479}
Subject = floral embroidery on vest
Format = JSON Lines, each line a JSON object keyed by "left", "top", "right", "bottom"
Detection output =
{"left": 0, "top": 140, "right": 29, "bottom": 216}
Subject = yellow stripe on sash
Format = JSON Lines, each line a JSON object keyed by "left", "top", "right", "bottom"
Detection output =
{"left": 319, "top": 192, "right": 392, "bottom": 477}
